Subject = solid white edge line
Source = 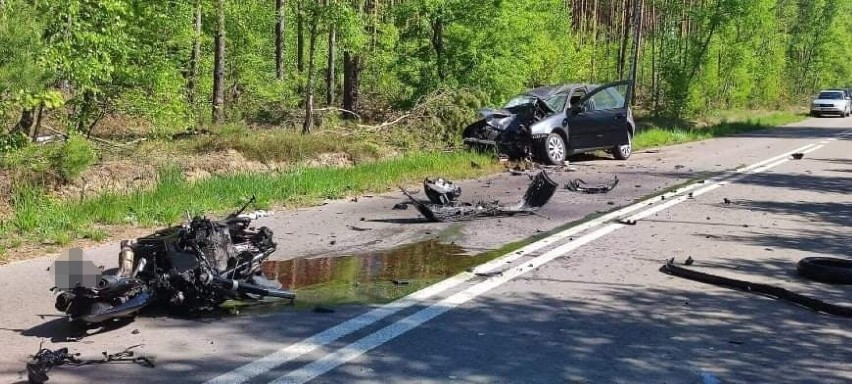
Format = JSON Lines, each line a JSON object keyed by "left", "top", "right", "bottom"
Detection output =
{"left": 205, "top": 158, "right": 714, "bottom": 384}
{"left": 271, "top": 224, "right": 624, "bottom": 384}
{"left": 268, "top": 138, "right": 839, "bottom": 384}
{"left": 205, "top": 139, "right": 825, "bottom": 384}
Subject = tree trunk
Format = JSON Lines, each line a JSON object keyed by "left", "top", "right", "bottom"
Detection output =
{"left": 188, "top": 1, "right": 202, "bottom": 104}
{"left": 296, "top": 0, "right": 304, "bottom": 73}
{"left": 342, "top": 51, "right": 360, "bottom": 120}
{"left": 13, "top": 108, "right": 35, "bottom": 138}
{"left": 430, "top": 15, "right": 445, "bottom": 81}
{"left": 275, "top": 0, "right": 286, "bottom": 80}
{"left": 302, "top": 7, "right": 319, "bottom": 134}
{"left": 326, "top": 22, "right": 336, "bottom": 105}
{"left": 212, "top": 0, "right": 226, "bottom": 124}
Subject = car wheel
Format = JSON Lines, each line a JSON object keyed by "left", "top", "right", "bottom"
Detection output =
{"left": 612, "top": 131, "right": 632, "bottom": 160}
{"left": 540, "top": 133, "right": 566, "bottom": 165}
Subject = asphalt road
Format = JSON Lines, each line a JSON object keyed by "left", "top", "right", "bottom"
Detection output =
{"left": 0, "top": 116, "right": 850, "bottom": 383}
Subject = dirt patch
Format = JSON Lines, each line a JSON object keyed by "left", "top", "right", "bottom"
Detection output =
{"left": 0, "top": 170, "right": 11, "bottom": 218}
{"left": 303, "top": 152, "right": 355, "bottom": 168}
{"left": 184, "top": 149, "right": 282, "bottom": 181}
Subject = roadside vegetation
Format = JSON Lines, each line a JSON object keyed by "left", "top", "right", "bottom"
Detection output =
{"left": 633, "top": 110, "right": 806, "bottom": 149}
{"left": 1, "top": 1, "right": 849, "bottom": 261}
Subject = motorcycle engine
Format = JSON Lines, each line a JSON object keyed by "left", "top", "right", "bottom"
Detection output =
{"left": 188, "top": 218, "right": 237, "bottom": 273}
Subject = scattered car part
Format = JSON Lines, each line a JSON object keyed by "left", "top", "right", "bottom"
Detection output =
{"left": 392, "top": 203, "right": 408, "bottom": 210}
{"left": 400, "top": 171, "right": 557, "bottom": 222}
{"left": 791, "top": 152, "right": 804, "bottom": 160}
{"left": 26, "top": 344, "right": 154, "bottom": 384}
{"left": 565, "top": 175, "right": 619, "bottom": 194}
{"left": 51, "top": 196, "right": 295, "bottom": 326}
{"left": 797, "top": 257, "right": 852, "bottom": 285}
{"left": 661, "top": 258, "right": 852, "bottom": 317}
{"left": 423, "top": 177, "right": 462, "bottom": 204}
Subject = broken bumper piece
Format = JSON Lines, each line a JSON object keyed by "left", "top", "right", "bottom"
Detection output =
{"left": 401, "top": 171, "right": 557, "bottom": 222}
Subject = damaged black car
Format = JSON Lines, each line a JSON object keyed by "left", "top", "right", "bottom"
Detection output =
{"left": 462, "top": 80, "right": 635, "bottom": 164}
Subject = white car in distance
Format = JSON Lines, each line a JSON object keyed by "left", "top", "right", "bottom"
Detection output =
{"left": 810, "top": 89, "right": 851, "bottom": 117}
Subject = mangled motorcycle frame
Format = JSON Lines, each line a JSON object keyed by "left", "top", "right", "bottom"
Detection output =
{"left": 53, "top": 197, "right": 295, "bottom": 325}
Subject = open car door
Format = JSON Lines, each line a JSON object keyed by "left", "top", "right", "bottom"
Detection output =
{"left": 568, "top": 80, "right": 632, "bottom": 148}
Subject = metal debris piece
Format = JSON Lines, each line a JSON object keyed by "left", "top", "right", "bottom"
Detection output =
{"left": 26, "top": 344, "right": 155, "bottom": 384}
{"left": 660, "top": 258, "right": 852, "bottom": 317}
{"left": 423, "top": 177, "right": 462, "bottom": 205}
{"left": 565, "top": 175, "right": 619, "bottom": 194}
{"left": 401, "top": 171, "right": 557, "bottom": 222}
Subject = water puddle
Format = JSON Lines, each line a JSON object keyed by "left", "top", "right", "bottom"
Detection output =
{"left": 229, "top": 239, "right": 495, "bottom": 313}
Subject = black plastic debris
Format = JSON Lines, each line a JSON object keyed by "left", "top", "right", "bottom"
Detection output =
{"left": 26, "top": 344, "right": 155, "bottom": 384}
{"left": 400, "top": 171, "right": 558, "bottom": 223}
{"left": 661, "top": 258, "right": 852, "bottom": 317}
{"left": 565, "top": 176, "right": 619, "bottom": 194}
{"left": 392, "top": 203, "right": 409, "bottom": 210}
{"left": 791, "top": 153, "right": 804, "bottom": 160}
{"left": 423, "top": 177, "right": 462, "bottom": 205}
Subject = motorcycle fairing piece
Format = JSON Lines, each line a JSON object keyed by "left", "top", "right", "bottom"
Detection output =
{"left": 401, "top": 171, "right": 558, "bottom": 222}
{"left": 52, "top": 197, "right": 295, "bottom": 326}
{"left": 564, "top": 175, "right": 619, "bottom": 194}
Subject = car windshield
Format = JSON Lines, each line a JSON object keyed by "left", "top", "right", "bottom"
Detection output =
{"left": 503, "top": 93, "right": 567, "bottom": 112}
{"left": 818, "top": 91, "right": 844, "bottom": 100}
{"left": 542, "top": 93, "right": 568, "bottom": 112}
{"left": 503, "top": 95, "right": 537, "bottom": 108}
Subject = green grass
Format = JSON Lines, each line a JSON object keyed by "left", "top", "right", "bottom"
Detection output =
{"left": 0, "top": 151, "right": 500, "bottom": 252}
{"left": 191, "top": 124, "right": 387, "bottom": 164}
{"left": 633, "top": 111, "right": 806, "bottom": 149}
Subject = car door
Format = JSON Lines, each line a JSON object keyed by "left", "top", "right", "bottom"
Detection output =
{"left": 568, "top": 80, "right": 632, "bottom": 149}
{"left": 565, "top": 87, "right": 607, "bottom": 150}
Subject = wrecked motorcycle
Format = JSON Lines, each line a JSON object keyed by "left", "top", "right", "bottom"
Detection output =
{"left": 52, "top": 197, "right": 295, "bottom": 325}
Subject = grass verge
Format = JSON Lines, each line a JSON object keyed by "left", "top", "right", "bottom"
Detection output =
{"left": 0, "top": 151, "right": 500, "bottom": 261}
{"left": 633, "top": 111, "right": 806, "bottom": 149}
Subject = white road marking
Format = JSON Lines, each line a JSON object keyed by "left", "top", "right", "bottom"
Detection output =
{"left": 207, "top": 137, "right": 833, "bottom": 384}
{"left": 206, "top": 158, "right": 715, "bottom": 384}
{"left": 267, "top": 137, "right": 842, "bottom": 384}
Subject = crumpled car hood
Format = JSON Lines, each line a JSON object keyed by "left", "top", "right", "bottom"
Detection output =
{"left": 478, "top": 108, "right": 516, "bottom": 130}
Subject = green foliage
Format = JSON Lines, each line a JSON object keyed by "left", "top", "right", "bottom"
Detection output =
{"left": 49, "top": 134, "right": 97, "bottom": 182}
{"left": 0, "top": 131, "right": 29, "bottom": 153}
{"left": 1, "top": 134, "right": 96, "bottom": 186}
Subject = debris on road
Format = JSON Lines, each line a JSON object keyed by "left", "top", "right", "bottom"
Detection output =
{"left": 26, "top": 344, "right": 154, "bottom": 384}
{"left": 400, "top": 171, "right": 557, "bottom": 222}
{"left": 424, "top": 177, "right": 462, "bottom": 205}
{"left": 660, "top": 258, "right": 852, "bottom": 317}
{"left": 791, "top": 152, "right": 804, "bottom": 160}
{"left": 392, "top": 203, "right": 409, "bottom": 210}
{"left": 723, "top": 198, "right": 732, "bottom": 204}
{"left": 684, "top": 256, "right": 694, "bottom": 266}
{"left": 617, "top": 218, "right": 637, "bottom": 225}
{"left": 564, "top": 175, "right": 619, "bottom": 194}
{"left": 347, "top": 225, "right": 373, "bottom": 231}
{"left": 797, "top": 257, "right": 852, "bottom": 285}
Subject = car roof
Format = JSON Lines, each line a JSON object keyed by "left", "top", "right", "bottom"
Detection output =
{"left": 524, "top": 84, "right": 592, "bottom": 98}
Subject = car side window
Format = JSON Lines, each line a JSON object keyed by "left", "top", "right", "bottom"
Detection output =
{"left": 589, "top": 89, "right": 619, "bottom": 110}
